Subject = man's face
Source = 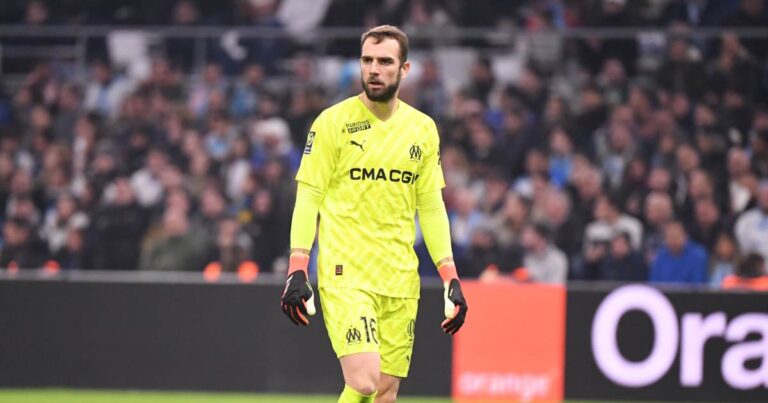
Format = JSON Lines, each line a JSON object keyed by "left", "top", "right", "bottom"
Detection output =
{"left": 360, "top": 38, "right": 409, "bottom": 103}
{"left": 521, "top": 227, "right": 542, "bottom": 251}
{"left": 758, "top": 185, "right": 768, "bottom": 211}
{"left": 664, "top": 223, "right": 687, "bottom": 254}
{"left": 610, "top": 236, "right": 630, "bottom": 257}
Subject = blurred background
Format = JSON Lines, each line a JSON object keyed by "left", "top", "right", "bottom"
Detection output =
{"left": 0, "top": 0, "right": 767, "bottom": 402}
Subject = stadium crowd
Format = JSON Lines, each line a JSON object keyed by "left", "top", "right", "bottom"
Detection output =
{"left": 1, "top": 0, "right": 768, "bottom": 290}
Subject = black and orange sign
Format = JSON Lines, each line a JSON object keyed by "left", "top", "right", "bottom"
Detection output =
{"left": 453, "top": 281, "right": 566, "bottom": 402}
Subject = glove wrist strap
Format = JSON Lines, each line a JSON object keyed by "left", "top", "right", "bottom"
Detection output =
{"left": 437, "top": 261, "right": 458, "bottom": 284}
{"left": 288, "top": 252, "right": 310, "bottom": 276}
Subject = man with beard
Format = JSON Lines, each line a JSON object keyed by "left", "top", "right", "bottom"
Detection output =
{"left": 280, "top": 25, "right": 468, "bottom": 403}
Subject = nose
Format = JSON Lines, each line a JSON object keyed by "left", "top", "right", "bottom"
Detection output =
{"left": 369, "top": 61, "right": 381, "bottom": 75}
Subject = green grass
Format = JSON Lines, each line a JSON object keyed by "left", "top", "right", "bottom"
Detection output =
{"left": 0, "top": 389, "right": 452, "bottom": 403}
{"left": 0, "top": 389, "right": 643, "bottom": 402}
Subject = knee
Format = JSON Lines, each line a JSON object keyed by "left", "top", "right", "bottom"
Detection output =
{"left": 375, "top": 385, "right": 398, "bottom": 403}
{"left": 346, "top": 372, "right": 379, "bottom": 396}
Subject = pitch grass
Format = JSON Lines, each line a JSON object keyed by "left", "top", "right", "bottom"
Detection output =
{"left": 0, "top": 389, "right": 640, "bottom": 402}
{"left": 0, "top": 390, "right": 446, "bottom": 403}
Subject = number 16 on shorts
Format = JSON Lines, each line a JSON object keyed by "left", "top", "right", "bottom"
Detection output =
{"left": 346, "top": 316, "right": 378, "bottom": 345}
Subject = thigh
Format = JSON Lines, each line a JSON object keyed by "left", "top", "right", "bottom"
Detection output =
{"left": 320, "top": 287, "right": 381, "bottom": 358}
{"left": 378, "top": 296, "right": 418, "bottom": 378}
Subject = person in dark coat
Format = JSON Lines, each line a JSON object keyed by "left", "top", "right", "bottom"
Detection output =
{"left": 596, "top": 231, "right": 647, "bottom": 281}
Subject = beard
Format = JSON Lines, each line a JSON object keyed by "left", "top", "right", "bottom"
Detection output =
{"left": 362, "top": 73, "right": 401, "bottom": 102}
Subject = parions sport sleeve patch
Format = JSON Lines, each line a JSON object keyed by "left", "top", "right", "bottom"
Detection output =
{"left": 304, "top": 131, "right": 316, "bottom": 155}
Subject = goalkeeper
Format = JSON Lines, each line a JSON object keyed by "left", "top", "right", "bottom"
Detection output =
{"left": 281, "top": 25, "right": 468, "bottom": 403}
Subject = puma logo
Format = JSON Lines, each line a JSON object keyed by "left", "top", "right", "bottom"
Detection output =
{"left": 350, "top": 140, "right": 366, "bottom": 152}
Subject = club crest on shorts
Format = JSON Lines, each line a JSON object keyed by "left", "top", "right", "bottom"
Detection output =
{"left": 346, "top": 325, "right": 362, "bottom": 344}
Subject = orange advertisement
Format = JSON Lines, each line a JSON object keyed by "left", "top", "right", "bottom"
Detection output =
{"left": 453, "top": 281, "right": 567, "bottom": 402}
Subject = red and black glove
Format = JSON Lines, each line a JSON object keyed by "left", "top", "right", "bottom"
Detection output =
{"left": 280, "top": 253, "right": 316, "bottom": 326}
{"left": 438, "top": 262, "right": 468, "bottom": 335}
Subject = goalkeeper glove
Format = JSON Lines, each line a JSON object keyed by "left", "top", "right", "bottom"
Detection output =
{"left": 438, "top": 261, "right": 468, "bottom": 335}
{"left": 280, "top": 253, "right": 316, "bottom": 326}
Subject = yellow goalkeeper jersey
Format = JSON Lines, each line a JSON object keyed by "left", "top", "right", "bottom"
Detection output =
{"left": 295, "top": 95, "right": 445, "bottom": 298}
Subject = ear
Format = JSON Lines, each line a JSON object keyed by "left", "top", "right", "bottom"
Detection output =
{"left": 400, "top": 60, "right": 411, "bottom": 80}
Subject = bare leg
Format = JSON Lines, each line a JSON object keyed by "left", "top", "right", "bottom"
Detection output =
{"left": 340, "top": 352, "right": 381, "bottom": 397}
{"left": 374, "top": 373, "right": 401, "bottom": 403}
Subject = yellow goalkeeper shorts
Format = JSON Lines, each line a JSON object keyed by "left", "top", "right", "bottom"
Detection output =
{"left": 319, "top": 286, "right": 418, "bottom": 378}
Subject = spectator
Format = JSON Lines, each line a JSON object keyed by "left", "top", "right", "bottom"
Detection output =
{"left": 687, "top": 197, "right": 727, "bottom": 251}
{"left": 599, "top": 123, "right": 635, "bottom": 191}
{"left": 709, "top": 232, "right": 739, "bottom": 289}
{"left": 225, "top": 136, "right": 253, "bottom": 201}
{"left": 585, "top": 194, "right": 643, "bottom": 250}
{"left": 734, "top": 181, "right": 768, "bottom": 261}
{"left": 726, "top": 147, "right": 756, "bottom": 216}
{"left": 721, "top": 252, "right": 768, "bottom": 291}
{"left": 243, "top": 188, "right": 281, "bottom": 271}
{"left": 139, "top": 207, "right": 208, "bottom": 271}
{"left": 680, "top": 169, "right": 718, "bottom": 223}
{"left": 573, "top": 84, "right": 607, "bottom": 158}
{"left": 722, "top": 0, "right": 768, "bottom": 60}
{"left": 449, "top": 188, "right": 485, "bottom": 255}
{"left": 229, "top": 63, "right": 265, "bottom": 120}
{"left": 195, "top": 185, "right": 228, "bottom": 238}
{"left": 89, "top": 177, "right": 149, "bottom": 270}
{"left": 204, "top": 111, "right": 238, "bottom": 162}
{"left": 52, "top": 228, "right": 92, "bottom": 270}
{"left": 618, "top": 156, "right": 648, "bottom": 216}
{"left": 536, "top": 188, "right": 582, "bottom": 258}
{"left": 0, "top": 217, "right": 48, "bottom": 269}
{"left": 580, "top": 0, "right": 639, "bottom": 75}
{"left": 709, "top": 32, "right": 763, "bottom": 103}
{"left": 204, "top": 216, "right": 255, "bottom": 273}
{"left": 650, "top": 221, "right": 708, "bottom": 285}
{"left": 489, "top": 191, "right": 529, "bottom": 249}
{"left": 465, "top": 57, "right": 496, "bottom": 106}
{"left": 250, "top": 114, "right": 295, "bottom": 167}
{"left": 84, "top": 61, "right": 134, "bottom": 118}
{"left": 521, "top": 221, "right": 567, "bottom": 284}
{"left": 130, "top": 148, "right": 168, "bottom": 208}
{"left": 166, "top": 0, "right": 201, "bottom": 72}
{"left": 188, "top": 62, "right": 228, "bottom": 120}
{"left": 466, "top": 121, "right": 504, "bottom": 177}
{"left": 567, "top": 162, "right": 603, "bottom": 227}
{"left": 39, "top": 192, "right": 89, "bottom": 255}
{"left": 598, "top": 59, "right": 628, "bottom": 107}
{"left": 655, "top": 35, "right": 707, "bottom": 99}
{"left": 461, "top": 226, "right": 505, "bottom": 279}
{"left": 51, "top": 84, "right": 82, "bottom": 142}
{"left": 227, "top": 0, "right": 287, "bottom": 74}
{"left": 500, "top": 107, "right": 537, "bottom": 179}
{"left": 547, "top": 127, "right": 575, "bottom": 188}
{"left": 509, "top": 66, "right": 547, "bottom": 114}
{"left": 595, "top": 231, "right": 647, "bottom": 281}
{"left": 410, "top": 58, "right": 448, "bottom": 122}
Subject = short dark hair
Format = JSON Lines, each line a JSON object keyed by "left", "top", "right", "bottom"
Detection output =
{"left": 360, "top": 25, "right": 409, "bottom": 65}
{"left": 736, "top": 253, "right": 766, "bottom": 278}
{"left": 529, "top": 221, "right": 552, "bottom": 241}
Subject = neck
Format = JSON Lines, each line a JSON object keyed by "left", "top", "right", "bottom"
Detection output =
{"left": 360, "top": 93, "right": 399, "bottom": 121}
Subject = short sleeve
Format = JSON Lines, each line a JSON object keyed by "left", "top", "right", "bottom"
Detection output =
{"left": 295, "top": 111, "right": 338, "bottom": 191}
{"left": 416, "top": 119, "right": 446, "bottom": 194}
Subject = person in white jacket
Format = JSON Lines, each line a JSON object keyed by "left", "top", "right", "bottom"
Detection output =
{"left": 735, "top": 181, "right": 768, "bottom": 261}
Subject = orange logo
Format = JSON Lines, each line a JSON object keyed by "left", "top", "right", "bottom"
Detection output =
{"left": 453, "top": 281, "right": 566, "bottom": 402}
